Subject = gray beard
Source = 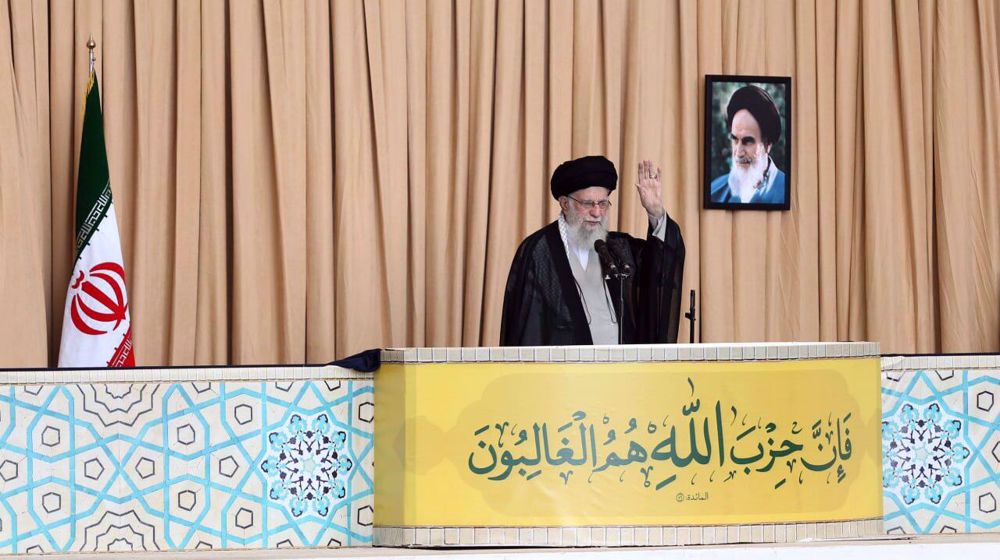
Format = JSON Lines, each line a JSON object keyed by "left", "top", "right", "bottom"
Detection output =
{"left": 566, "top": 215, "right": 608, "bottom": 249}
{"left": 728, "top": 153, "right": 770, "bottom": 203}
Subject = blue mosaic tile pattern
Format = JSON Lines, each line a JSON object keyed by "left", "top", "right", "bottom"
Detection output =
{"left": 882, "top": 368, "right": 1000, "bottom": 534}
{"left": 0, "top": 380, "right": 374, "bottom": 553}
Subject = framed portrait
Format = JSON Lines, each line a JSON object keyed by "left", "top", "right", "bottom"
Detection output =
{"left": 703, "top": 75, "right": 792, "bottom": 211}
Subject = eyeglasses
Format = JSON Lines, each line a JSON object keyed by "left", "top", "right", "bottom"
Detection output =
{"left": 567, "top": 195, "right": 612, "bottom": 210}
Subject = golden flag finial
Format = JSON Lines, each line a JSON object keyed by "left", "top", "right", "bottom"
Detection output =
{"left": 87, "top": 35, "right": 96, "bottom": 73}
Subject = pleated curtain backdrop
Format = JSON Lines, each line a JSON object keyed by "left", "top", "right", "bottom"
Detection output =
{"left": 1, "top": 0, "right": 999, "bottom": 368}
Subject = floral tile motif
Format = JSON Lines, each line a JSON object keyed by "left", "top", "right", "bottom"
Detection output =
{"left": 883, "top": 403, "right": 970, "bottom": 505}
{"left": 882, "top": 368, "right": 1000, "bottom": 534}
{"left": 261, "top": 413, "right": 354, "bottom": 517}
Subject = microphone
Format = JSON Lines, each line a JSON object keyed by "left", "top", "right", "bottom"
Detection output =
{"left": 606, "top": 241, "right": 632, "bottom": 276}
{"left": 597, "top": 238, "right": 628, "bottom": 345}
{"left": 594, "top": 239, "right": 618, "bottom": 275}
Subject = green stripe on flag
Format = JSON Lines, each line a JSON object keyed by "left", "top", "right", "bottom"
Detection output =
{"left": 75, "top": 74, "right": 113, "bottom": 259}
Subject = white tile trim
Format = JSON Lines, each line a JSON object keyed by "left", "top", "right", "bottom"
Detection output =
{"left": 374, "top": 519, "right": 883, "bottom": 547}
{"left": 880, "top": 354, "right": 1000, "bottom": 371}
{"left": 383, "top": 343, "right": 880, "bottom": 364}
{"left": 0, "top": 365, "right": 370, "bottom": 385}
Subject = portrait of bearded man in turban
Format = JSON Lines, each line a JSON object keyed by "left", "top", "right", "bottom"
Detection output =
{"left": 704, "top": 77, "right": 791, "bottom": 210}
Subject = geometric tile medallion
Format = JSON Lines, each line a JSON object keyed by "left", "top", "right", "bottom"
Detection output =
{"left": 881, "top": 366, "right": 1000, "bottom": 534}
{"left": 0, "top": 379, "right": 373, "bottom": 553}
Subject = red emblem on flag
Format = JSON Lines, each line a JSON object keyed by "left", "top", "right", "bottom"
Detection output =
{"left": 69, "top": 262, "right": 130, "bottom": 336}
{"left": 108, "top": 326, "right": 135, "bottom": 367}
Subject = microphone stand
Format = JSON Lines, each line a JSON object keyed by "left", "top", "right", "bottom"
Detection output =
{"left": 599, "top": 268, "right": 617, "bottom": 344}
{"left": 613, "top": 265, "right": 632, "bottom": 345}
{"left": 596, "top": 266, "right": 625, "bottom": 345}
{"left": 684, "top": 289, "right": 696, "bottom": 343}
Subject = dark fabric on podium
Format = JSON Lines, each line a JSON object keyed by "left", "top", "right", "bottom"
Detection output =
{"left": 328, "top": 348, "right": 381, "bottom": 372}
{"left": 500, "top": 218, "right": 685, "bottom": 346}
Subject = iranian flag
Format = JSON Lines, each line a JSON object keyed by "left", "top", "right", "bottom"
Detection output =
{"left": 58, "top": 68, "right": 135, "bottom": 368}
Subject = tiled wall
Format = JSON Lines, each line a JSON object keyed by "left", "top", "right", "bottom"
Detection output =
{"left": 0, "top": 367, "right": 373, "bottom": 553}
{"left": 881, "top": 355, "right": 1000, "bottom": 534}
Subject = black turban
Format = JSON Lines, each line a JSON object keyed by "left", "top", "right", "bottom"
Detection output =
{"left": 726, "top": 85, "right": 782, "bottom": 146}
{"left": 550, "top": 155, "right": 618, "bottom": 200}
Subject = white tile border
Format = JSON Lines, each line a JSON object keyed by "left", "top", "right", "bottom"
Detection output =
{"left": 0, "top": 364, "right": 370, "bottom": 386}
{"left": 374, "top": 518, "right": 883, "bottom": 547}
{"left": 881, "top": 353, "right": 1000, "bottom": 371}
{"left": 383, "top": 343, "right": 880, "bottom": 364}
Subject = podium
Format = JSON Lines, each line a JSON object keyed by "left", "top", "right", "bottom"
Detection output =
{"left": 374, "top": 342, "right": 884, "bottom": 547}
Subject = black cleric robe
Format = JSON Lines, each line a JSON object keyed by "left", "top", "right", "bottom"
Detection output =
{"left": 499, "top": 217, "right": 685, "bottom": 346}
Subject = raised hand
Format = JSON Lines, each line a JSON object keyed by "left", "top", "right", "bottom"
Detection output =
{"left": 635, "top": 159, "right": 664, "bottom": 223}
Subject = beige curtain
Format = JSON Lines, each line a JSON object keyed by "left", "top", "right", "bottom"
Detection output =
{"left": 1, "top": 0, "right": 999, "bottom": 368}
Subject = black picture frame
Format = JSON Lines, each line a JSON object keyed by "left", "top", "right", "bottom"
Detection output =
{"left": 703, "top": 74, "right": 792, "bottom": 211}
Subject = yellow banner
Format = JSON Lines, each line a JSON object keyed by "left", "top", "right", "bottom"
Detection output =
{"left": 375, "top": 358, "right": 881, "bottom": 526}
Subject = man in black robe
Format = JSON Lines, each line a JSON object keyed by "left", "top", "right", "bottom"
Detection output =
{"left": 500, "top": 155, "right": 685, "bottom": 346}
